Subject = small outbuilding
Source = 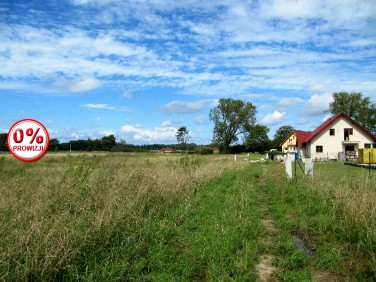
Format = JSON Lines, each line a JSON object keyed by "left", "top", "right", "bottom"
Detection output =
{"left": 159, "top": 147, "right": 175, "bottom": 153}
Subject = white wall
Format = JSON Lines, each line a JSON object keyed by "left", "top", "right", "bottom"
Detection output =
{"left": 308, "top": 117, "right": 374, "bottom": 159}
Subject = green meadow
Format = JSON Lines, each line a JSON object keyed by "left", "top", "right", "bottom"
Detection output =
{"left": 0, "top": 153, "right": 375, "bottom": 281}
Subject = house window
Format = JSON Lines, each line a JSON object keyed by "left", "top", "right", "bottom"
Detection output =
{"left": 344, "top": 128, "right": 353, "bottom": 141}
{"left": 345, "top": 128, "right": 353, "bottom": 135}
{"left": 365, "top": 143, "right": 371, "bottom": 148}
{"left": 329, "top": 129, "right": 335, "bottom": 136}
{"left": 316, "top": 146, "right": 323, "bottom": 153}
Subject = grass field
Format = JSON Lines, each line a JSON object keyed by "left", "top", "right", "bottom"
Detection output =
{"left": 0, "top": 153, "right": 376, "bottom": 281}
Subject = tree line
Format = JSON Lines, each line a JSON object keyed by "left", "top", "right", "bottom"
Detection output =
{"left": 0, "top": 133, "right": 200, "bottom": 153}
{"left": 49, "top": 137, "right": 197, "bottom": 152}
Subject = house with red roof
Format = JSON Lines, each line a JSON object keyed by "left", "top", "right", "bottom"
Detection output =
{"left": 280, "top": 130, "right": 312, "bottom": 154}
{"left": 281, "top": 112, "right": 376, "bottom": 160}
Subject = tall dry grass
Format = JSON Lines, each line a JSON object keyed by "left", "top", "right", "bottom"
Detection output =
{"left": 300, "top": 162, "right": 376, "bottom": 275}
{"left": 0, "top": 153, "right": 246, "bottom": 280}
{"left": 264, "top": 161, "right": 376, "bottom": 279}
{"left": 310, "top": 163, "right": 376, "bottom": 235}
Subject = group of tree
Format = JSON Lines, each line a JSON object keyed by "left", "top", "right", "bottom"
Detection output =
{"left": 326, "top": 92, "right": 376, "bottom": 134}
{"left": 209, "top": 98, "right": 271, "bottom": 153}
{"left": 207, "top": 98, "right": 292, "bottom": 153}
{"left": 51, "top": 135, "right": 116, "bottom": 152}
{"left": 271, "top": 125, "right": 295, "bottom": 149}
{"left": 54, "top": 136, "right": 197, "bottom": 153}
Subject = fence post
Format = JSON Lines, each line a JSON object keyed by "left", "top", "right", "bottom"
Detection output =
{"left": 305, "top": 159, "right": 314, "bottom": 177}
{"left": 285, "top": 158, "right": 293, "bottom": 179}
{"left": 370, "top": 151, "right": 372, "bottom": 178}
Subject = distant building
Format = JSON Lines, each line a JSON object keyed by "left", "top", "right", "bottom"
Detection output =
{"left": 280, "top": 130, "right": 311, "bottom": 154}
{"left": 159, "top": 147, "right": 175, "bottom": 153}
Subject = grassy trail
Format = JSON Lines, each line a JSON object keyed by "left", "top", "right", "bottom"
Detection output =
{"left": 137, "top": 164, "right": 265, "bottom": 281}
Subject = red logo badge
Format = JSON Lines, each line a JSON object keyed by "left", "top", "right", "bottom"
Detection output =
{"left": 7, "top": 119, "right": 50, "bottom": 162}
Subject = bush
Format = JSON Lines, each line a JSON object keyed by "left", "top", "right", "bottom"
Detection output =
{"left": 198, "top": 147, "right": 213, "bottom": 155}
{"left": 228, "top": 145, "right": 246, "bottom": 154}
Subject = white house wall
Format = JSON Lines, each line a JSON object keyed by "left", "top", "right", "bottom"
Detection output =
{"left": 308, "top": 117, "right": 374, "bottom": 160}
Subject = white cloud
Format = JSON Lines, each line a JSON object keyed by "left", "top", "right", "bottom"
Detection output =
{"left": 303, "top": 93, "right": 333, "bottom": 116}
{"left": 277, "top": 97, "right": 304, "bottom": 107}
{"left": 159, "top": 99, "right": 217, "bottom": 114}
{"left": 122, "top": 91, "right": 133, "bottom": 99}
{"left": 51, "top": 127, "right": 117, "bottom": 142}
{"left": 121, "top": 124, "right": 177, "bottom": 142}
{"left": 261, "top": 111, "right": 285, "bottom": 125}
{"left": 81, "top": 103, "right": 129, "bottom": 112}
{"left": 261, "top": 0, "right": 319, "bottom": 19}
{"left": 70, "top": 0, "right": 117, "bottom": 5}
{"left": 160, "top": 119, "right": 183, "bottom": 127}
{"left": 161, "top": 120, "right": 174, "bottom": 127}
{"left": 241, "top": 93, "right": 278, "bottom": 101}
{"left": 194, "top": 115, "right": 208, "bottom": 125}
{"left": 69, "top": 78, "right": 102, "bottom": 92}
{"left": 99, "top": 130, "right": 115, "bottom": 136}
{"left": 52, "top": 78, "right": 102, "bottom": 92}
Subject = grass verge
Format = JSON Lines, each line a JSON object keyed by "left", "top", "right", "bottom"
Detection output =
{"left": 260, "top": 161, "right": 376, "bottom": 281}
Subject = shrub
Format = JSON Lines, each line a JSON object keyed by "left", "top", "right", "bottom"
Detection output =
{"left": 198, "top": 147, "right": 213, "bottom": 155}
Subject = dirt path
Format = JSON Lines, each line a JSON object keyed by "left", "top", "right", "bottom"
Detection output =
{"left": 255, "top": 164, "right": 279, "bottom": 282}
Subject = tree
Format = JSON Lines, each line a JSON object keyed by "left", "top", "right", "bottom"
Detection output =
{"left": 176, "top": 126, "right": 190, "bottom": 153}
{"left": 101, "top": 135, "right": 116, "bottom": 152}
{"left": 118, "top": 139, "right": 127, "bottom": 146}
{"left": 209, "top": 98, "right": 256, "bottom": 153}
{"left": 92, "top": 139, "right": 102, "bottom": 151}
{"left": 49, "top": 138, "right": 59, "bottom": 152}
{"left": 245, "top": 125, "right": 271, "bottom": 153}
{"left": 326, "top": 92, "right": 376, "bottom": 134}
{"left": 272, "top": 125, "right": 295, "bottom": 148}
{"left": 0, "top": 133, "right": 8, "bottom": 151}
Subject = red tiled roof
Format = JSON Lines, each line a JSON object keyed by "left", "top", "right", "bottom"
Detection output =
{"left": 306, "top": 112, "right": 376, "bottom": 142}
{"left": 295, "top": 130, "right": 312, "bottom": 147}
{"left": 279, "top": 130, "right": 312, "bottom": 147}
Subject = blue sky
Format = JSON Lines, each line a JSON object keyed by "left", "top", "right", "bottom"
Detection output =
{"left": 1, "top": 0, "right": 375, "bottom": 145}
